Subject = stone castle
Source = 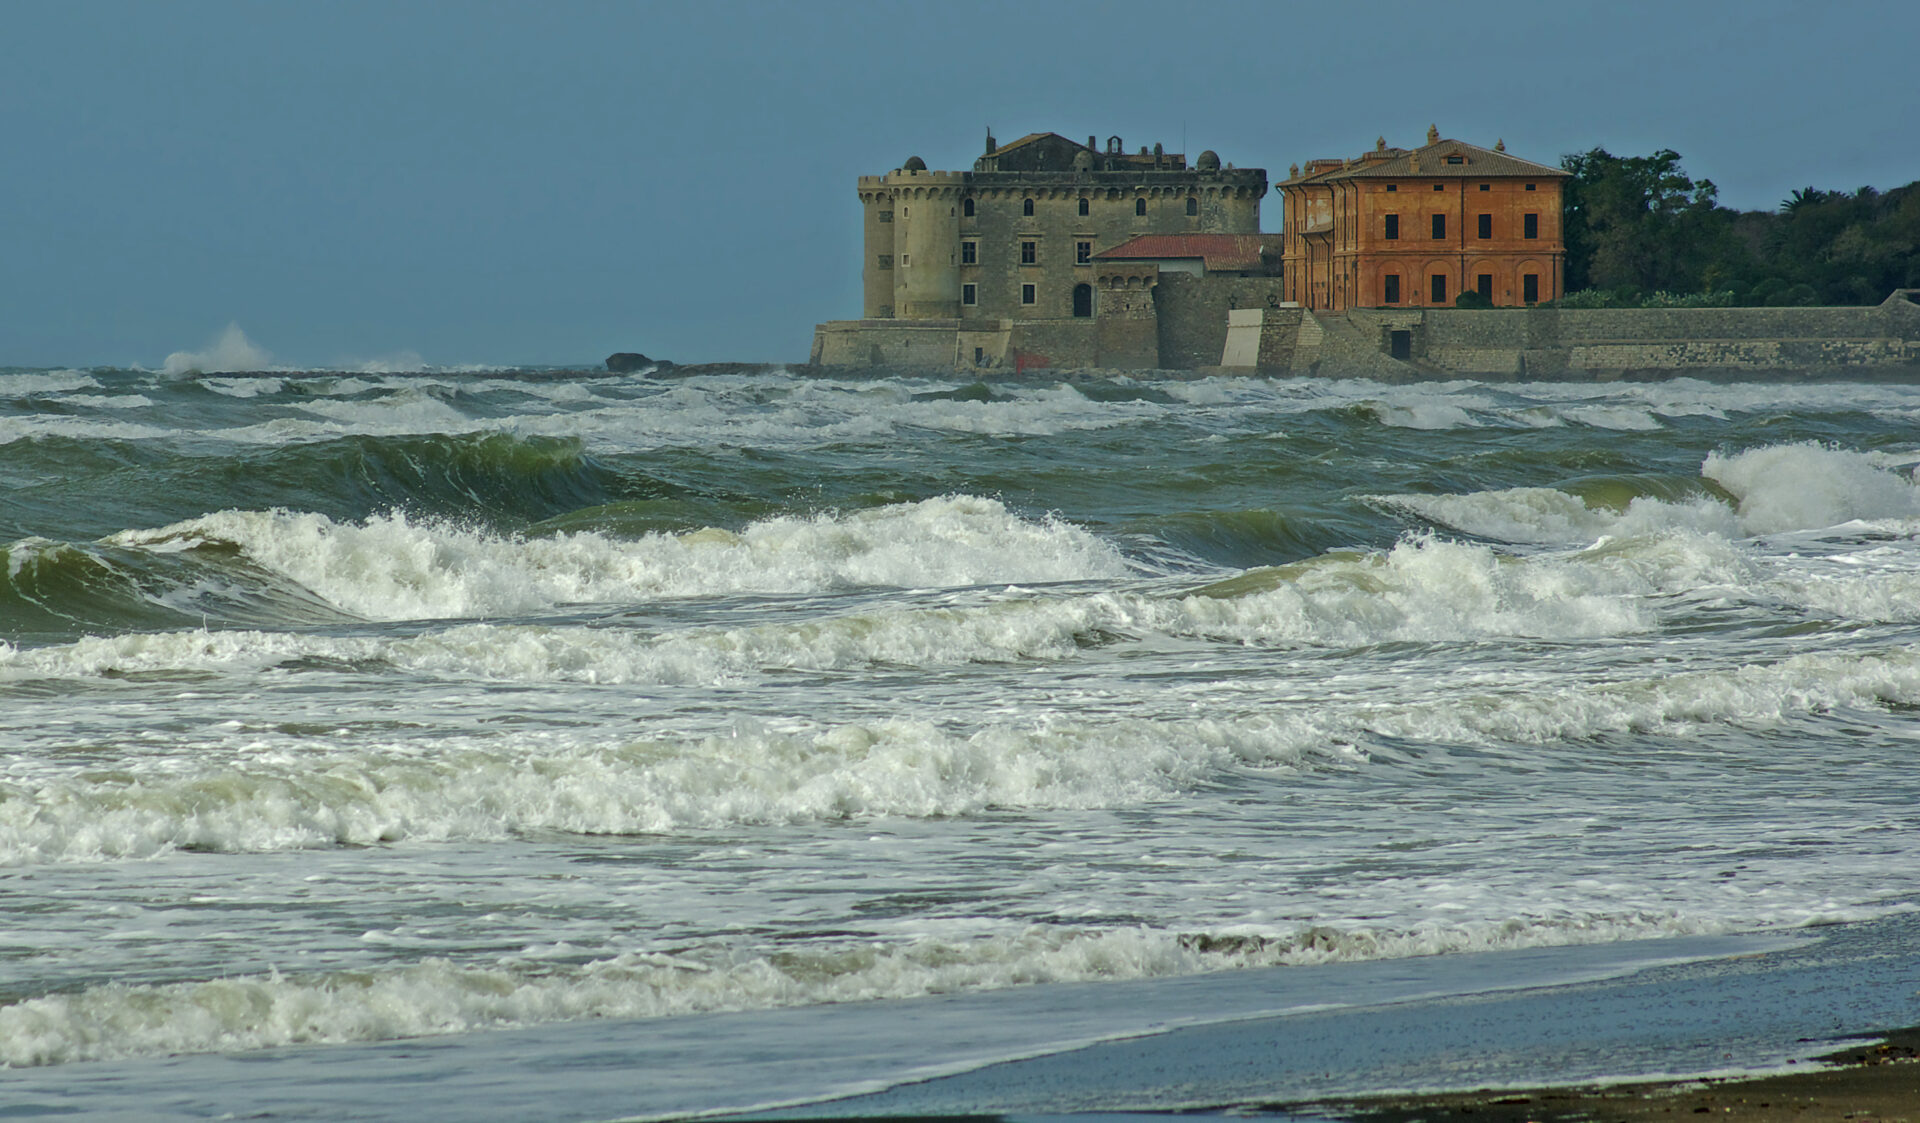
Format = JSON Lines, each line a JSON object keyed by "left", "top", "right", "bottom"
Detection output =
{"left": 811, "top": 129, "right": 1920, "bottom": 380}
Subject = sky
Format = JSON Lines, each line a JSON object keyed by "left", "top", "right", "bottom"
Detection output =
{"left": 3, "top": 0, "right": 1913, "bottom": 369}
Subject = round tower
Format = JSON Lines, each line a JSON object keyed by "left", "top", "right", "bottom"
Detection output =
{"left": 889, "top": 168, "right": 965, "bottom": 320}
{"left": 858, "top": 176, "right": 894, "bottom": 319}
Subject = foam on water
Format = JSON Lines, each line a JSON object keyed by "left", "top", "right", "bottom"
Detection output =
{"left": 1378, "top": 441, "right": 1920, "bottom": 545}
{"left": 1705, "top": 441, "right": 1920, "bottom": 534}
{"left": 0, "top": 712, "right": 1357, "bottom": 865}
{"left": 103, "top": 497, "right": 1133, "bottom": 620}
{"left": 8, "top": 638, "right": 1920, "bottom": 867}
{"left": 0, "top": 913, "right": 1740, "bottom": 1068}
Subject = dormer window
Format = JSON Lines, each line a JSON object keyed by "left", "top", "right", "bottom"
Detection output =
{"left": 1445, "top": 155, "right": 1464, "bottom": 165}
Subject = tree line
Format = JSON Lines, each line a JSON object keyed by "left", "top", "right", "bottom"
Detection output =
{"left": 1550, "top": 148, "right": 1920, "bottom": 308}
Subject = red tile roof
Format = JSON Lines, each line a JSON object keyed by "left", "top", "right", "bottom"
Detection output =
{"left": 1093, "top": 234, "right": 1272, "bottom": 272}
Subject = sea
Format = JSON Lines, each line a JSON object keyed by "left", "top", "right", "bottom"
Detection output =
{"left": 3, "top": 363, "right": 1919, "bottom": 1119}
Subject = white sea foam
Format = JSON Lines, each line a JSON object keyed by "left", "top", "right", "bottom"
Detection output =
{"left": 1704, "top": 442, "right": 1920, "bottom": 534}
{"left": 103, "top": 497, "right": 1133, "bottom": 620}
{"left": 0, "top": 913, "right": 1734, "bottom": 1068}
{"left": 162, "top": 323, "right": 272, "bottom": 375}
{"left": 1379, "top": 442, "right": 1920, "bottom": 545}
{"left": 0, "top": 371, "right": 102, "bottom": 396}
{"left": 0, "top": 711, "right": 1350, "bottom": 865}
{"left": 9, "top": 637, "right": 1920, "bottom": 868}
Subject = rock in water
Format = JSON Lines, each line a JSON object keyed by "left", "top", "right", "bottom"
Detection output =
{"left": 606, "top": 352, "right": 655, "bottom": 373}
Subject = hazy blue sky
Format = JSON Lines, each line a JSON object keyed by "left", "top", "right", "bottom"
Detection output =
{"left": 4, "top": 0, "right": 1911, "bottom": 368}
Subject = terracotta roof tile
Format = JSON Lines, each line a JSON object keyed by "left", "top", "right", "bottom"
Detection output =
{"left": 1281, "top": 138, "right": 1565, "bottom": 184}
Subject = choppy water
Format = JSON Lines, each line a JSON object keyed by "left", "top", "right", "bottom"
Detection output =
{"left": 3, "top": 366, "right": 1918, "bottom": 1107}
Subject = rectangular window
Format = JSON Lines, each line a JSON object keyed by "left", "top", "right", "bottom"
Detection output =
{"left": 900, "top": 254, "right": 909, "bottom": 267}
{"left": 1021, "top": 283, "right": 1036, "bottom": 305}
{"left": 1078, "top": 198, "right": 1089, "bottom": 216}
{"left": 1384, "top": 274, "right": 1401, "bottom": 304}
{"left": 876, "top": 255, "right": 892, "bottom": 270}
{"left": 961, "top": 241, "right": 977, "bottom": 265}
{"left": 1477, "top": 273, "right": 1493, "bottom": 298}
{"left": 1431, "top": 214, "right": 1446, "bottom": 239}
{"left": 1524, "top": 213, "right": 1539, "bottom": 239}
{"left": 1384, "top": 214, "right": 1399, "bottom": 240}
{"left": 1386, "top": 184, "right": 1398, "bottom": 192}
{"left": 1076, "top": 241, "right": 1091, "bottom": 264}
{"left": 1477, "top": 214, "right": 1492, "bottom": 239}
{"left": 1433, "top": 184, "right": 1445, "bottom": 192}
{"left": 1524, "top": 273, "right": 1540, "bottom": 303}
{"left": 1478, "top": 183, "right": 1490, "bottom": 192}
{"left": 962, "top": 283, "right": 976, "bottom": 306}
{"left": 1020, "top": 240, "right": 1036, "bottom": 265}
{"left": 1431, "top": 274, "right": 1447, "bottom": 304}
{"left": 1525, "top": 183, "right": 1537, "bottom": 191}
{"left": 1445, "top": 155, "right": 1464, "bottom": 165}
{"left": 877, "top": 210, "right": 893, "bottom": 223}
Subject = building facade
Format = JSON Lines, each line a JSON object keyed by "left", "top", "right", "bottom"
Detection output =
{"left": 859, "top": 131, "right": 1266, "bottom": 325}
{"left": 1276, "top": 128, "right": 1567, "bottom": 312}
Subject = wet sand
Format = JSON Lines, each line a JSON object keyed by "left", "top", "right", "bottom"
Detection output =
{"left": 1295, "top": 1029, "right": 1920, "bottom": 1122}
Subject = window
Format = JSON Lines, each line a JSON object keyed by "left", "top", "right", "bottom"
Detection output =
{"left": 1523, "top": 273, "right": 1540, "bottom": 303}
{"left": 1433, "top": 184, "right": 1444, "bottom": 192}
{"left": 961, "top": 241, "right": 977, "bottom": 265}
{"left": 1185, "top": 197, "right": 1198, "bottom": 216}
{"left": 1431, "top": 274, "right": 1447, "bottom": 303}
{"left": 1078, "top": 198, "right": 1089, "bottom": 216}
{"left": 1525, "top": 183, "right": 1537, "bottom": 191}
{"left": 1432, "top": 214, "right": 1446, "bottom": 239}
{"left": 1020, "top": 240, "right": 1036, "bottom": 265}
{"left": 974, "top": 346, "right": 985, "bottom": 365}
{"left": 1023, "top": 198, "right": 1034, "bottom": 216}
{"left": 963, "top": 198, "right": 975, "bottom": 216}
{"left": 1477, "top": 214, "right": 1492, "bottom": 239}
{"left": 1386, "top": 184, "right": 1398, "bottom": 192}
{"left": 1384, "top": 214, "right": 1399, "bottom": 240}
{"left": 1384, "top": 274, "right": 1401, "bottom": 303}
{"left": 1524, "top": 213, "right": 1539, "bottom": 239}
{"left": 1445, "top": 155, "right": 1464, "bottom": 165}
{"left": 1478, "top": 183, "right": 1490, "bottom": 192}
{"left": 876, "top": 255, "right": 892, "bottom": 270}
{"left": 1073, "top": 283, "right": 1093, "bottom": 318}
{"left": 1477, "top": 273, "right": 1493, "bottom": 298}
{"left": 962, "top": 283, "right": 977, "bottom": 306}
{"left": 1076, "top": 240, "right": 1091, "bottom": 264}
{"left": 877, "top": 210, "right": 893, "bottom": 223}
{"left": 1135, "top": 198, "right": 1147, "bottom": 216}
{"left": 1021, "top": 283, "right": 1036, "bottom": 305}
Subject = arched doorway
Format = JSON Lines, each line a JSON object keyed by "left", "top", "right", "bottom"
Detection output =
{"left": 1073, "top": 283, "right": 1094, "bottom": 318}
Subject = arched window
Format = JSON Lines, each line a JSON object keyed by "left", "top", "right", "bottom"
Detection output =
{"left": 1185, "top": 197, "right": 1198, "bottom": 216}
{"left": 1135, "top": 198, "right": 1147, "bottom": 216}
{"left": 1073, "top": 284, "right": 1094, "bottom": 318}
{"left": 1078, "top": 198, "right": 1089, "bottom": 216}
{"left": 962, "top": 198, "right": 974, "bottom": 217}
{"left": 1023, "top": 198, "right": 1035, "bottom": 216}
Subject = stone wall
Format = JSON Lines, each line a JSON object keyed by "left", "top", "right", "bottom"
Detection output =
{"left": 1154, "top": 274, "right": 1287, "bottom": 371}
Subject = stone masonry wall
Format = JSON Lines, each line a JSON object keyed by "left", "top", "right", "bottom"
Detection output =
{"left": 1154, "top": 274, "right": 1287, "bottom": 370}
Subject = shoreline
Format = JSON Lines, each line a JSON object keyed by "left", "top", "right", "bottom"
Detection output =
{"left": 1292, "top": 1028, "right": 1920, "bottom": 1121}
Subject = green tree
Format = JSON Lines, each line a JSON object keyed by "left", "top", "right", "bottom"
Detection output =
{"left": 1560, "top": 148, "right": 1727, "bottom": 294}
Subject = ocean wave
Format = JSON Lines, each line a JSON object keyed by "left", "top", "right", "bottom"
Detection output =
{"left": 1376, "top": 441, "right": 1920, "bottom": 545}
{"left": 0, "top": 913, "right": 1740, "bottom": 1068}
{"left": 102, "top": 497, "right": 1132, "bottom": 620}
{"left": 0, "top": 713, "right": 1351, "bottom": 865}
{"left": 9, "top": 639, "right": 1920, "bottom": 866}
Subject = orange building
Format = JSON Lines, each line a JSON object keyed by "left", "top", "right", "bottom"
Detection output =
{"left": 1276, "top": 128, "right": 1567, "bottom": 311}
